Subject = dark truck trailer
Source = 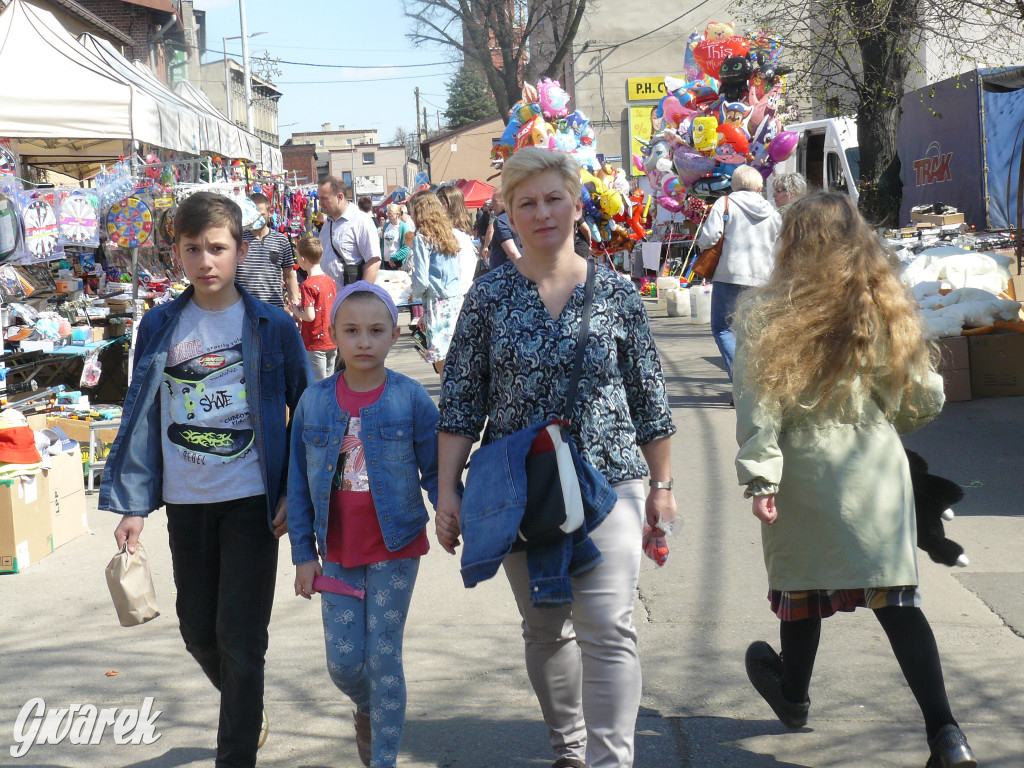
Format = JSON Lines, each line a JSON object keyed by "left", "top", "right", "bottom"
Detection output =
{"left": 899, "top": 67, "right": 1024, "bottom": 230}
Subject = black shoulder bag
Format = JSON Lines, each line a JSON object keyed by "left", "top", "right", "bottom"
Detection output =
{"left": 512, "top": 259, "right": 597, "bottom": 549}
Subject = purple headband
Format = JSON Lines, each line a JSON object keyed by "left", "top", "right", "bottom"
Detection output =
{"left": 330, "top": 280, "right": 399, "bottom": 326}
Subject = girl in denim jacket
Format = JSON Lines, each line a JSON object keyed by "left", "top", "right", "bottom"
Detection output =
{"left": 287, "top": 282, "right": 440, "bottom": 768}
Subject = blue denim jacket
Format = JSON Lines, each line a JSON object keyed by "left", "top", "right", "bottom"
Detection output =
{"left": 460, "top": 420, "right": 618, "bottom": 607}
{"left": 98, "top": 285, "right": 313, "bottom": 528}
{"left": 286, "top": 369, "right": 440, "bottom": 566}
{"left": 409, "top": 236, "right": 461, "bottom": 300}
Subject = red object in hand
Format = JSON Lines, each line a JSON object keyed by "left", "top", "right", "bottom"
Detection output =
{"left": 312, "top": 574, "right": 365, "bottom": 600}
{"left": 642, "top": 524, "right": 669, "bottom": 567}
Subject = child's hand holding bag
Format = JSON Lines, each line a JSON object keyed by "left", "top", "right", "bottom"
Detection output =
{"left": 105, "top": 542, "right": 160, "bottom": 627}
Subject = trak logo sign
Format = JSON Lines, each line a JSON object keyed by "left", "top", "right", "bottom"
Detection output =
{"left": 913, "top": 141, "right": 953, "bottom": 186}
{"left": 9, "top": 697, "right": 162, "bottom": 758}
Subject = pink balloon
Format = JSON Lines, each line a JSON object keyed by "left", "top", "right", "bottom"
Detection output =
{"left": 673, "top": 144, "right": 716, "bottom": 185}
{"left": 767, "top": 131, "right": 799, "bottom": 162}
{"left": 662, "top": 96, "right": 696, "bottom": 128}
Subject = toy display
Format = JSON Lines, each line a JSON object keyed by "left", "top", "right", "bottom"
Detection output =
{"left": 22, "top": 196, "right": 60, "bottom": 260}
{"left": 105, "top": 196, "right": 154, "bottom": 249}
{"left": 492, "top": 77, "right": 653, "bottom": 250}
{"left": 59, "top": 190, "right": 100, "bottom": 246}
{"left": 0, "top": 192, "right": 18, "bottom": 261}
{"left": 634, "top": 22, "right": 797, "bottom": 220}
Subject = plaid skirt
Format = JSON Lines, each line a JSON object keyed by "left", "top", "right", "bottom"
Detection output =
{"left": 769, "top": 586, "right": 921, "bottom": 621}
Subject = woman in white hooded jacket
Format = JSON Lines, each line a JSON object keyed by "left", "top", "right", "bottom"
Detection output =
{"left": 696, "top": 165, "right": 782, "bottom": 383}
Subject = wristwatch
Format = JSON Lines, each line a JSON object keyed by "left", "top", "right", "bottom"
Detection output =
{"left": 649, "top": 478, "right": 673, "bottom": 490}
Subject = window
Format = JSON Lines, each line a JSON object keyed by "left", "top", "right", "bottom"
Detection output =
{"left": 342, "top": 171, "right": 352, "bottom": 187}
{"left": 318, "top": 140, "right": 324, "bottom": 147}
{"left": 362, "top": 152, "right": 375, "bottom": 165}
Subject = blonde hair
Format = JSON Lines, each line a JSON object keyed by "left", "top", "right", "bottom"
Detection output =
{"left": 501, "top": 147, "right": 582, "bottom": 208}
{"left": 436, "top": 185, "right": 473, "bottom": 234}
{"left": 731, "top": 164, "right": 763, "bottom": 193}
{"left": 296, "top": 235, "right": 323, "bottom": 263}
{"left": 734, "top": 192, "right": 934, "bottom": 419}
{"left": 408, "top": 191, "right": 459, "bottom": 256}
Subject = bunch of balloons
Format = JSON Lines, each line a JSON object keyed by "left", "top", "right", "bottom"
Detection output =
{"left": 633, "top": 22, "right": 799, "bottom": 216}
{"left": 492, "top": 77, "right": 652, "bottom": 248}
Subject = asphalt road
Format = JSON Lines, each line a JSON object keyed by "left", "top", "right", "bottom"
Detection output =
{"left": 1, "top": 300, "right": 1021, "bottom": 768}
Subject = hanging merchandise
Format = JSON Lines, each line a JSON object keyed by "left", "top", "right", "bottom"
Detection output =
{"left": 0, "top": 141, "right": 17, "bottom": 177}
{"left": 0, "top": 192, "right": 19, "bottom": 261}
{"left": 58, "top": 189, "right": 101, "bottom": 247}
{"left": 96, "top": 160, "right": 135, "bottom": 212}
{"left": 155, "top": 206, "right": 175, "bottom": 248}
{"left": 20, "top": 192, "right": 62, "bottom": 261}
{"left": 106, "top": 196, "right": 154, "bottom": 248}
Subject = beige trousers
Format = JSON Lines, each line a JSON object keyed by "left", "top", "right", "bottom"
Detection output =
{"left": 503, "top": 480, "right": 645, "bottom": 768}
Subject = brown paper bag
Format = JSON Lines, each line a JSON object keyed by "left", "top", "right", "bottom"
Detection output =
{"left": 105, "top": 542, "right": 160, "bottom": 627}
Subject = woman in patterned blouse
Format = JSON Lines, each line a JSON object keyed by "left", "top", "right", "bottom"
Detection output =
{"left": 435, "top": 147, "right": 677, "bottom": 768}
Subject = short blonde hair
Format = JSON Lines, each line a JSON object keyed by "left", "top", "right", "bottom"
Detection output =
{"left": 296, "top": 235, "right": 324, "bottom": 263}
{"left": 501, "top": 148, "right": 582, "bottom": 208}
{"left": 731, "top": 165, "right": 764, "bottom": 193}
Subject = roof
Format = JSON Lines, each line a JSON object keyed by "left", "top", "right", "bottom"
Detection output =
{"left": 13, "top": 0, "right": 134, "bottom": 45}
{"left": 119, "top": 0, "right": 176, "bottom": 14}
{"left": 424, "top": 114, "right": 505, "bottom": 148}
{"left": 454, "top": 178, "right": 494, "bottom": 209}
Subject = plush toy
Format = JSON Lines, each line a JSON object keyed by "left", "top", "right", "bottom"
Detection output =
{"left": 905, "top": 449, "right": 969, "bottom": 567}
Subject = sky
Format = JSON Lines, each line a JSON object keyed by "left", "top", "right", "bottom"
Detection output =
{"left": 194, "top": 0, "right": 457, "bottom": 144}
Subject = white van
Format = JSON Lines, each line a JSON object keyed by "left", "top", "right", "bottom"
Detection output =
{"left": 766, "top": 117, "right": 861, "bottom": 203}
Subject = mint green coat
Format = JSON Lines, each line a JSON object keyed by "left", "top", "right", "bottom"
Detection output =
{"left": 734, "top": 347, "right": 945, "bottom": 592}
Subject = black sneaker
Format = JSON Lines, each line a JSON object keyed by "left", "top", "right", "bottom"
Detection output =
{"left": 925, "top": 724, "right": 976, "bottom": 768}
{"left": 744, "top": 641, "right": 810, "bottom": 729}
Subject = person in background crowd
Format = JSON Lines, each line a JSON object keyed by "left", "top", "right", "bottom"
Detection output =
{"left": 475, "top": 199, "right": 492, "bottom": 250}
{"left": 381, "top": 204, "right": 404, "bottom": 269}
{"left": 239, "top": 192, "right": 300, "bottom": 308}
{"left": 436, "top": 148, "right": 677, "bottom": 768}
{"left": 487, "top": 188, "right": 522, "bottom": 269}
{"left": 574, "top": 215, "right": 593, "bottom": 258}
{"left": 734, "top": 191, "right": 975, "bottom": 768}
{"left": 402, "top": 197, "right": 424, "bottom": 328}
{"left": 407, "top": 191, "right": 462, "bottom": 378}
{"left": 318, "top": 178, "right": 382, "bottom": 288}
{"left": 357, "top": 196, "right": 381, "bottom": 243}
{"left": 771, "top": 173, "right": 808, "bottom": 217}
{"left": 436, "top": 185, "right": 479, "bottom": 295}
{"left": 291, "top": 236, "right": 337, "bottom": 380}
{"left": 695, "top": 165, "right": 781, "bottom": 383}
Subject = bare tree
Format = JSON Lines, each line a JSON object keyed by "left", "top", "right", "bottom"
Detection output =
{"left": 404, "top": 0, "right": 588, "bottom": 122}
{"left": 736, "top": 0, "right": 1018, "bottom": 226}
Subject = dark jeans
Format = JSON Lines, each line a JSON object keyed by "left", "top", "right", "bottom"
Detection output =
{"left": 710, "top": 281, "right": 746, "bottom": 382}
{"left": 166, "top": 495, "right": 278, "bottom": 768}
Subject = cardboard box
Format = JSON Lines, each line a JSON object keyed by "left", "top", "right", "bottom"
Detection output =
{"left": 940, "top": 367, "right": 972, "bottom": 402}
{"left": 935, "top": 335, "right": 969, "bottom": 372}
{"left": 910, "top": 211, "right": 965, "bottom": 225}
{"left": 45, "top": 417, "right": 120, "bottom": 446}
{"left": 0, "top": 475, "right": 52, "bottom": 573}
{"left": 43, "top": 447, "right": 85, "bottom": 499}
{"left": 968, "top": 332, "right": 1024, "bottom": 398}
{"left": 49, "top": 488, "right": 87, "bottom": 550}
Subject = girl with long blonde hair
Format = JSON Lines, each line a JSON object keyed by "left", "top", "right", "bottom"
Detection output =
{"left": 436, "top": 184, "right": 481, "bottom": 296}
{"left": 734, "top": 192, "right": 975, "bottom": 768}
{"left": 407, "top": 191, "right": 462, "bottom": 376}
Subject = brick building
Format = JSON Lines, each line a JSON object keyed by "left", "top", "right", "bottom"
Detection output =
{"left": 75, "top": 0, "right": 184, "bottom": 83}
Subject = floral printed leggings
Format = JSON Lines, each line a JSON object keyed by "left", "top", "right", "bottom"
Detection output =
{"left": 321, "top": 557, "right": 420, "bottom": 768}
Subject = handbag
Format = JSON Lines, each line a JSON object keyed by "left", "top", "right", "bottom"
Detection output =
{"left": 511, "top": 259, "right": 597, "bottom": 549}
{"left": 105, "top": 542, "right": 160, "bottom": 627}
{"left": 691, "top": 195, "right": 729, "bottom": 281}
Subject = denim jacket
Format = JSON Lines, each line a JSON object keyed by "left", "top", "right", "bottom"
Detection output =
{"left": 98, "top": 285, "right": 313, "bottom": 529}
{"left": 287, "top": 369, "right": 440, "bottom": 566}
{"left": 460, "top": 420, "right": 618, "bottom": 607}
{"left": 409, "top": 235, "right": 461, "bottom": 300}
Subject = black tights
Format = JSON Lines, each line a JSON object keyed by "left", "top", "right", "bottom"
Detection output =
{"left": 779, "top": 607, "right": 956, "bottom": 740}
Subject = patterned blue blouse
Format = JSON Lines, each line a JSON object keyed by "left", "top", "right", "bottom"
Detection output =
{"left": 437, "top": 263, "right": 676, "bottom": 484}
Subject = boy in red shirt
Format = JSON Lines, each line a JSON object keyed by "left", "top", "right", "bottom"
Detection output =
{"left": 291, "top": 236, "right": 337, "bottom": 379}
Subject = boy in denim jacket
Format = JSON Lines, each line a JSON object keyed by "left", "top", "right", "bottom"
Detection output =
{"left": 287, "top": 281, "right": 439, "bottom": 768}
{"left": 99, "top": 192, "right": 312, "bottom": 767}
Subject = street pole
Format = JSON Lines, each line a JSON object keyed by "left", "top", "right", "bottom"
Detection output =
{"left": 222, "top": 36, "right": 233, "bottom": 123}
{"left": 414, "top": 86, "right": 422, "bottom": 163}
{"left": 239, "top": 0, "right": 254, "bottom": 132}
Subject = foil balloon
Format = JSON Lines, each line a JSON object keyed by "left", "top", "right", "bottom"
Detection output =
{"left": 672, "top": 144, "right": 716, "bottom": 185}
{"left": 683, "top": 32, "right": 705, "bottom": 82}
{"left": 538, "top": 78, "right": 571, "bottom": 118}
{"left": 691, "top": 116, "right": 720, "bottom": 156}
{"left": 692, "top": 35, "right": 750, "bottom": 80}
{"left": 767, "top": 130, "right": 799, "bottom": 162}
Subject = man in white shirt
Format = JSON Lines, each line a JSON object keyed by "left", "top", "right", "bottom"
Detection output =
{"left": 317, "top": 177, "right": 382, "bottom": 288}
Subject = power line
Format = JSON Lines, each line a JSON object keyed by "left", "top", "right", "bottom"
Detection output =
{"left": 583, "top": 0, "right": 714, "bottom": 53}
{"left": 205, "top": 47, "right": 449, "bottom": 69}
{"left": 277, "top": 72, "right": 449, "bottom": 85}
